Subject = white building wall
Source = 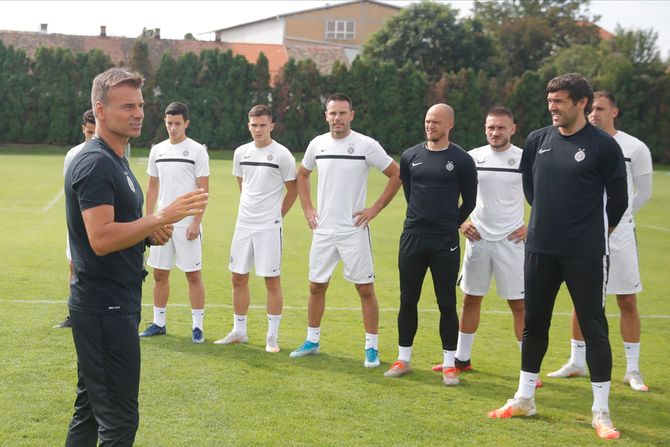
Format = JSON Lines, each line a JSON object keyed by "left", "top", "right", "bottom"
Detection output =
{"left": 216, "top": 19, "right": 284, "bottom": 44}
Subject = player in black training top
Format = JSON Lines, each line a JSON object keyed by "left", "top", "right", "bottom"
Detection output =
{"left": 64, "top": 68, "right": 207, "bottom": 446}
{"left": 384, "top": 103, "right": 477, "bottom": 386}
{"left": 488, "top": 74, "right": 627, "bottom": 441}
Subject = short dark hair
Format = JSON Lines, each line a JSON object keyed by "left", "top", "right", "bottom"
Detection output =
{"left": 82, "top": 109, "right": 95, "bottom": 126}
{"left": 165, "top": 101, "right": 189, "bottom": 121}
{"left": 325, "top": 93, "right": 353, "bottom": 110}
{"left": 248, "top": 104, "right": 273, "bottom": 121}
{"left": 486, "top": 106, "right": 514, "bottom": 121}
{"left": 594, "top": 91, "right": 617, "bottom": 108}
{"left": 546, "top": 73, "right": 594, "bottom": 114}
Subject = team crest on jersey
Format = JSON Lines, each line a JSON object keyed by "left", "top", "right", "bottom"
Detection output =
{"left": 509, "top": 158, "right": 516, "bottom": 166}
{"left": 575, "top": 148, "right": 586, "bottom": 162}
{"left": 183, "top": 150, "right": 189, "bottom": 157}
{"left": 446, "top": 161, "right": 455, "bottom": 171}
{"left": 126, "top": 175, "right": 136, "bottom": 192}
{"left": 267, "top": 154, "right": 274, "bottom": 161}
{"left": 347, "top": 144, "right": 355, "bottom": 154}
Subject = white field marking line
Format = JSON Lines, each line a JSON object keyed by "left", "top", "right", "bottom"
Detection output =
{"left": 5, "top": 299, "right": 669, "bottom": 318}
{"left": 638, "top": 224, "right": 670, "bottom": 233}
{"left": 41, "top": 190, "right": 64, "bottom": 212}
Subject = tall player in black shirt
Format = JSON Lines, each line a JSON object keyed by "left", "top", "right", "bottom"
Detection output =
{"left": 384, "top": 104, "right": 477, "bottom": 386}
{"left": 488, "top": 74, "right": 627, "bottom": 441}
{"left": 64, "top": 68, "right": 207, "bottom": 446}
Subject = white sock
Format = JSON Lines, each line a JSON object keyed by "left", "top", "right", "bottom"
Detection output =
{"left": 443, "top": 350, "right": 455, "bottom": 368}
{"left": 517, "top": 340, "right": 523, "bottom": 352}
{"left": 514, "top": 370, "right": 539, "bottom": 399}
{"left": 623, "top": 342, "right": 640, "bottom": 372}
{"left": 569, "top": 338, "right": 586, "bottom": 367}
{"left": 233, "top": 314, "right": 247, "bottom": 335}
{"left": 153, "top": 306, "right": 167, "bottom": 327}
{"left": 267, "top": 314, "right": 282, "bottom": 338}
{"left": 455, "top": 331, "right": 475, "bottom": 361}
{"left": 191, "top": 308, "right": 204, "bottom": 330}
{"left": 398, "top": 345, "right": 412, "bottom": 363}
{"left": 365, "top": 332, "right": 378, "bottom": 350}
{"left": 307, "top": 326, "right": 320, "bottom": 344}
{"left": 591, "top": 381, "right": 611, "bottom": 412}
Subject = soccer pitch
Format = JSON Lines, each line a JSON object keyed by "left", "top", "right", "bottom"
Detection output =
{"left": 0, "top": 152, "right": 668, "bottom": 446}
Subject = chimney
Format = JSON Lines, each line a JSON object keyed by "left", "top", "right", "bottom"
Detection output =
{"left": 154, "top": 28, "right": 160, "bottom": 39}
{"left": 100, "top": 25, "right": 107, "bottom": 37}
{"left": 40, "top": 23, "right": 47, "bottom": 34}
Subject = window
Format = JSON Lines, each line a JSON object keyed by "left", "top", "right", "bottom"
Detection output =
{"left": 325, "top": 20, "right": 355, "bottom": 40}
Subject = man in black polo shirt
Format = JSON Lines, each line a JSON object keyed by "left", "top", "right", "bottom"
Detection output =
{"left": 64, "top": 68, "right": 207, "bottom": 446}
{"left": 488, "top": 74, "right": 627, "bottom": 441}
{"left": 384, "top": 103, "right": 477, "bottom": 386}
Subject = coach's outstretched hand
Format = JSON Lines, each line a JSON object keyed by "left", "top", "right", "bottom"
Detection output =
{"left": 157, "top": 189, "right": 209, "bottom": 225}
{"left": 148, "top": 225, "right": 174, "bottom": 246}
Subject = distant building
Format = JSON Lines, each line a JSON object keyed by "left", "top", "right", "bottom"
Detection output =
{"left": 212, "top": 0, "right": 401, "bottom": 62}
{"left": 0, "top": 1, "right": 401, "bottom": 79}
{"left": 0, "top": 26, "right": 348, "bottom": 80}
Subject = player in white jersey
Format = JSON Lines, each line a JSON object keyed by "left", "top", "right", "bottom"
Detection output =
{"left": 431, "top": 107, "right": 534, "bottom": 378}
{"left": 54, "top": 109, "right": 96, "bottom": 329}
{"left": 289, "top": 93, "right": 401, "bottom": 367}
{"left": 139, "top": 102, "right": 210, "bottom": 343}
{"left": 548, "top": 91, "right": 653, "bottom": 392}
{"left": 214, "top": 105, "right": 298, "bottom": 352}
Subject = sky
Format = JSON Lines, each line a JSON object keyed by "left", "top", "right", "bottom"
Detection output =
{"left": 0, "top": 0, "right": 669, "bottom": 58}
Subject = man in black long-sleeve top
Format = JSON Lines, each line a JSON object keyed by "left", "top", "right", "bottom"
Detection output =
{"left": 384, "top": 103, "right": 477, "bottom": 386}
{"left": 488, "top": 73, "right": 628, "bottom": 441}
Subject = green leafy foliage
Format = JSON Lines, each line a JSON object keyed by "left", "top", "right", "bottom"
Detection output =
{"left": 362, "top": 1, "right": 496, "bottom": 81}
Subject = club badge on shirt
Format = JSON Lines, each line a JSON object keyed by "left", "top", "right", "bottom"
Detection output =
{"left": 446, "top": 161, "right": 455, "bottom": 171}
{"left": 267, "top": 153, "right": 273, "bottom": 161}
{"left": 575, "top": 149, "right": 586, "bottom": 162}
{"left": 183, "top": 150, "right": 189, "bottom": 157}
{"left": 126, "top": 175, "right": 136, "bottom": 192}
{"left": 347, "top": 144, "right": 355, "bottom": 154}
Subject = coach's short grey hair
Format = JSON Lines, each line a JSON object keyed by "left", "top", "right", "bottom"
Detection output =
{"left": 91, "top": 68, "right": 144, "bottom": 112}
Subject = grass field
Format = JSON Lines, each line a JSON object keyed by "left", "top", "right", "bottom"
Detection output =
{"left": 0, "top": 149, "right": 668, "bottom": 446}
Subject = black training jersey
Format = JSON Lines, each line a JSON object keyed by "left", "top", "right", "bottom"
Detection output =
{"left": 65, "top": 137, "right": 145, "bottom": 314}
{"left": 400, "top": 142, "right": 478, "bottom": 235}
{"left": 521, "top": 123, "right": 627, "bottom": 257}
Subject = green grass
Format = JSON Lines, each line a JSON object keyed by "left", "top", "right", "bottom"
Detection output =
{"left": 0, "top": 152, "right": 669, "bottom": 446}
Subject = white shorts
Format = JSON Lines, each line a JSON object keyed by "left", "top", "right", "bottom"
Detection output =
{"left": 229, "top": 227, "right": 282, "bottom": 277}
{"left": 147, "top": 226, "right": 202, "bottom": 272}
{"left": 309, "top": 228, "right": 374, "bottom": 284}
{"left": 607, "top": 225, "right": 642, "bottom": 294}
{"left": 459, "top": 237, "right": 524, "bottom": 300}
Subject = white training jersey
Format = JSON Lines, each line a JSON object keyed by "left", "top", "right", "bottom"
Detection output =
{"left": 613, "top": 131, "right": 653, "bottom": 228}
{"left": 63, "top": 142, "right": 86, "bottom": 175}
{"left": 468, "top": 144, "right": 524, "bottom": 241}
{"left": 147, "top": 137, "right": 210, "bottom": 227}
{"left": 302, "top": 130, "right": 393, "bottom": 233}
{"left": 233, "top": 140, "right": 297, "bottom": 230}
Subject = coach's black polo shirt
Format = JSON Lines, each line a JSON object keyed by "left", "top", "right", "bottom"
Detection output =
{"left": 520, "top": 123, "right": 627, "bottom": 257}
{"left": 65, "top": 137, "right": 145, "bottom": 314}
{"left": 400, "top": 142, "right": 478, "bottom": 235}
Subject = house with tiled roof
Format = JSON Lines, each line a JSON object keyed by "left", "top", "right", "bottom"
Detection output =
{"left": 213, "top": 0, "right": 401, "bottom": 62}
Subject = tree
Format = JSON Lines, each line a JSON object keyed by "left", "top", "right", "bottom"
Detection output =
{"left": 272, "top": 59, "right": 324, "bottom": 150}
{"left": 473, "top": 0, "right": 601, "bottom": 78}
{"left": 362, "top": 2, "right": 496, "bottom": 81}
{"left": 252, "top": 52, "right": 271, "bottom": 106}
{"left": 0, "top": 41, "right": 33, "bottom": 143}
